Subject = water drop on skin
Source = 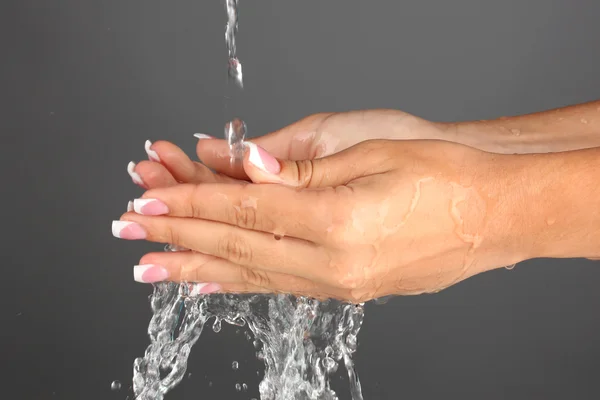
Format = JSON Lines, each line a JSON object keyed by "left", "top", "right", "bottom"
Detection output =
{"left": 510, "top": 128, "right": 521, "bottom": 136}
{"left": 111, "top": 381, "right": 121, "bottom": 391}
{"left": 581, "top": 118, "right": 589, "bottom": 124}
{"left": 273, "top": 234, "right": 282, "bottom": 241}
{"left": 242, "top": 383, "right": 248, "bottom": 391}
{"left": 235, "top": 383, "right": 242, "bottom": 392}
{"left": 505, "top": 264, "right": 516, "bottom": 270}
{"left": 232, "top": 361, "right": 239, "bottom": 370}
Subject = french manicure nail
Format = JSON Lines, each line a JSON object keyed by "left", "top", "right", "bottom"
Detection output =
{"left": 133, "top": 198, "right": 169, "bottom": 215}
{"left": 127, "top": 162, "right": 145, "bottom": 187}
{"left": 145, "top": 140, "right": 161, "bottom": 162}
{"left": 198, "top": 282, "right": 221, "bottom": 294}
{"left": 133, "top": 264, "right": 169, "bottom": 283}
{"left": 112, "top": 221, "right": 147, "bottom": 240}
{"left": 245, "top": 142, "right": 281, "bottom": 175}
{"left": 127, "top": 200, "right": 134, "bottom": 212}
{"left": 187, "top": 283, "right": 209, "bottom": 296}
{"left": 194, "top": 133, "right": 213, "bottom": 140}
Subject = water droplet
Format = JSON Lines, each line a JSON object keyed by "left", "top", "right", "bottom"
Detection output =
{"left": 273, "top": 234, "right": 282, "bottom": 240}
{"left": 212, "top": 318, "right": 222, "bottom": 333}
{"left": 187, "top": 372, "right": 192, "bottom": 378}
{"left": 510, "top": 128, "right": 521, "bottom": 136}
{"left": 232, "top": 361, "right": 239, "bottom": 370}
{"left": 242, "top": 383, "right": 248, "bottom": 391}
{"left": 111, "top": 381, "right": 121, "bottom": 391}
{"left": 235, "top": 383, "right": 242, "bottom": 392}
{"left": 505, "top": 264, "right": 516, "bottom": 270}
{"left": 245, "top": 331, "right": 252, "bottom": 340}
{"left": 373, "top": 296, "right": 392, "bottom": 305}
{"left": 253, "top": 340, "right": 261, "bottom": 349}
{"left": 581, "top": 118, "right": 589, "bottom": 124}
{"left": 224, "top": 118, "right": 247, "bottom": 163}
{"left": 546, "top": 217, "right": 556, "bottom": 226}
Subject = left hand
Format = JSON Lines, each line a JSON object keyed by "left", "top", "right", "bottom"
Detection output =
{"left": 113, "top": 139, "right": 527, "bottom": 302}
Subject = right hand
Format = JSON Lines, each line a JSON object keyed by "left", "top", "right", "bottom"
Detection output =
{"left": 129, "top": 109, "right": 444, "bottom": 188}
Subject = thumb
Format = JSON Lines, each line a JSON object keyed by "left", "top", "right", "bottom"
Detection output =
{"left": 243, "top": 140, "right": 391, "bottom": 188}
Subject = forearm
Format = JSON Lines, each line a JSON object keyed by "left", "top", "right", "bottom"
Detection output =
{"left": 439, "top": 100, "right": 600, "bottom": 154}
{"left": 496, "top": 147, "right": 600, "bottom": 262}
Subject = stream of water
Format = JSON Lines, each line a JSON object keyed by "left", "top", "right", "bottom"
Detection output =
{"left": 129, "top": 2, "right": 365, "bottom": 399}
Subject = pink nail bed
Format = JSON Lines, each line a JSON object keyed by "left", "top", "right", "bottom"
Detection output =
{"left": 133, "top": 198, "right": 169, "bottom": 215}
{"left": 134, "top": 264, "right": 169, "bottom": 283}
{"left": 112, "top": 221, "right": 147, "bottom": 240}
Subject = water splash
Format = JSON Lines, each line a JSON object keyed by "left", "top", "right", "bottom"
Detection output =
{"left": 132, "top": 284, "right": 364, "bottom": 400}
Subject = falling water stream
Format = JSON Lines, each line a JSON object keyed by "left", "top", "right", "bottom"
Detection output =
{"left": 130, "top": 2, "right": 368, "bottom": 399}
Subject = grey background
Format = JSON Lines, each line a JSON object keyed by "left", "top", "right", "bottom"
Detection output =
{"left": 2, "top": 0, "right": 600, "bottom": 399}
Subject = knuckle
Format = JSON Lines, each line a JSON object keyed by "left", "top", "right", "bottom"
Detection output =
{"left": 239, "top": 267, "right": 271, "bottom": 288}
{"left": 217, "top": 233, "right": 253, "bottom": 265}
{"left": 295, "top": 159, "right": 315, "bottom": 188}
{"left": 188, "top": 185, "right": 204, "bottom": 218}
{"left": 159, "top": 224, "right": 180, "bottom": 246}
{"left": 235, "top": 205, "right": 258, "bottom": 230}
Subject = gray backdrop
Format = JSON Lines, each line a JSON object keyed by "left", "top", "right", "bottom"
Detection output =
{"left": 3, "top": 0, "right": 600, "bottom": 399}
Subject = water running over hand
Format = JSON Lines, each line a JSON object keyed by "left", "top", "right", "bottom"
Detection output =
{"left": 130, "top": 3, "right": 365, "bottom": 399}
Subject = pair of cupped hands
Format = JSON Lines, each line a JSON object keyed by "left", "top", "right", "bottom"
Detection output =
{"left": 113, "top": 110, "right": 524, "bottom": 302}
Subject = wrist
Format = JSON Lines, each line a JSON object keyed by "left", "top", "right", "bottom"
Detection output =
{"left": 489, "top": 148, "right": 600, "bottom": 261}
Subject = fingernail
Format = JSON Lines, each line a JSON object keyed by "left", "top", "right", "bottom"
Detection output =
{"left": 145, "top": 140, "right": 161, "bottom": 162}
{"left": 194, "top": 133, "right": 213, "bottom": 140}
{"left": 198, "top": 282, "right": 221, "bottom": 294}
{"left": 245, "top": 142, "right": 281, "bottom": 175}
{"left": 133, "top": 198, "right": 169, "bottom": 215}
{"left": 134, "top": 264, "right": 169, "bottom": 283}
{"left": 112, "top": 221, "right": 147, "bottom": 240}
{"left": 127, "top": 200, "right": 134, "bottom": 212}
{"left": 127, "top": 162, "right": 145, "bottom": 187}
{"left": 187, "top": 283, "right": 209, "bottom": 296}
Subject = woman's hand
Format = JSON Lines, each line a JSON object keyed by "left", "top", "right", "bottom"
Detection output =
{"left": 127, "top": 110, "right": 443, "bottom": 188}
{"left": 113, "top": 139, "right": 530, "bottom": 302}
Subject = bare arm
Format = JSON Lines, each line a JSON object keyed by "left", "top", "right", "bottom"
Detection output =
{"left": 493, "top": 145, "right": 600, "bottom": 262}
{"left": 438, "top": 100, "right": 600, "bottom": 154}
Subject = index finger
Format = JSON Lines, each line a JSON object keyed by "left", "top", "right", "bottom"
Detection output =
{"left": 134, "top": 182, "right": 337, "bottom": 243}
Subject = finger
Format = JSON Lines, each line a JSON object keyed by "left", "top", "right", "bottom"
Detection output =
{"left": 242, "top": 140, "right": 394, "bottom": 188}
{"left": 147, "top": 139, "right": 240, "bottom": 184}
{"left": 195, "top": 113, "right": 334, "bottom": 180}
{"left": 135, "top": 251, "right": 350, "bottom": 300}
{"left": 115, "top": 214, "right": 333, "bottom": 284}
{"left": 133, "top": 160, "right": 178, "bottom": 189}
{"left": 132, "top": 183, "right": 337, "bottom": 242}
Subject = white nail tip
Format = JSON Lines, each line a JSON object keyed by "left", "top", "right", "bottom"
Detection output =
{"left": 133, "top": 198, "right": 154, "bottom": 214}
{"left": 127, "top": 201, "right": 134, "bottom": 212}
{"left": 188, "top": 283, "right": 209, "bottom": 296}
{"left": 112, "top": 221, "right": 135, "bottom": 238}
{"left": 133, "top": 264, "right": 153, "bottom": 282}
{"left": 193, "top": 133, "right": 212, "bottom": 140}
{"left": 145, "top": 140, "right": 160, "bottom": 162}
{"left": 127, "top": 161, "right": 144, "bottom": 186}
{"left": 245, "top": 142, "right": 267, "bottom": 172}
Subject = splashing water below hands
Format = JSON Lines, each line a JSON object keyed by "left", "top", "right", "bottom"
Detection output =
{"left": 132, "top": 283, "right": 365, "bottom": 400}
